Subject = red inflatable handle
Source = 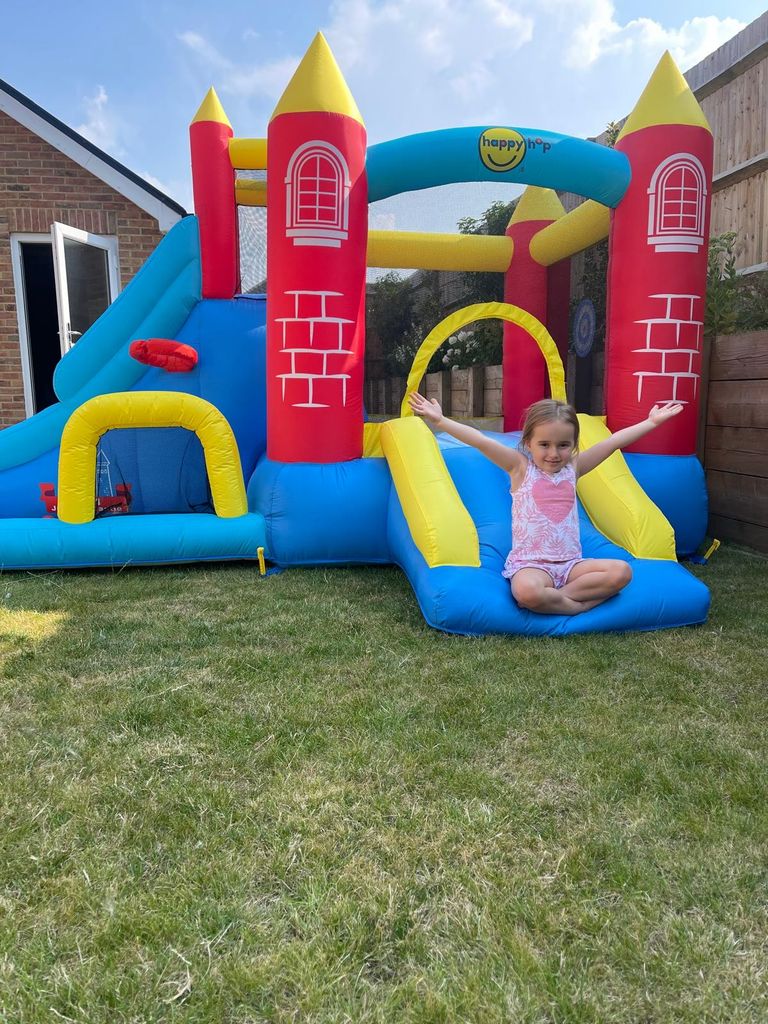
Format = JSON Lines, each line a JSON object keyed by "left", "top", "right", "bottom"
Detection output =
{"left": 129, "top": 339, "right": 199, "bottom": 373}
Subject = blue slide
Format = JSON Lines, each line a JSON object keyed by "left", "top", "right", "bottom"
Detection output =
{"left": 249, "top": 435, "right": 710, "bottom": 637}
{"left": 387, "top": 436, "right": 711, "bottom": 636}
{"left": 0, "top": 217, "right": 268, "bottom": 568}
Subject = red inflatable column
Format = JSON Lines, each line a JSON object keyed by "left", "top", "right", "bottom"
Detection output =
{"left": 266, "top": 34, "right": 367, "bottom": 463}
{"left": 190, "top": 88, "right": 238, "bottom": 299}
{"left": 546, "top": 258, "right": 572, "bottom": 368}
{"left": 503, "top": 188, "right": 566, "bottom": 431}
{"left": 604, "top": 52, "right": 713, "bottom": 455}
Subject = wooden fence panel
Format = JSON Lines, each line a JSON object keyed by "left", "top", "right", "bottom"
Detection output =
{"left": 707, "top": 469, "right": 768, "bottom": 524}
{"left": 709, "top": 331, "right": 768, "bottom": 378}
{"left": 707, "top": 380, "right": 768, "bottom": 428}
{"left": 709, "top": 514, "right": 768, "bottom": 553}
{"left": 704, "top": 330, "right": 768, "bottom": 552}
{"left": 705, "top": 426, "right": 768, "bottom": 476}
{"left": 368, "top": 364, "right": 504, "bottom": 419}
{"left": 484, "top": 365, "right": 502, "bottom": 417}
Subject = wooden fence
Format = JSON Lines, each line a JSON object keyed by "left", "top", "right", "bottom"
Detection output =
{"left": 365, "top": 365, "right": 503, "bottom": 423}
{"left": 704, "top": 330, "right": 768, "bottom": 552}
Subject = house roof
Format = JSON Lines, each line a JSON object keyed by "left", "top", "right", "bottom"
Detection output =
{"left": 0, "top": 77, "right": 188, "bottom": 232}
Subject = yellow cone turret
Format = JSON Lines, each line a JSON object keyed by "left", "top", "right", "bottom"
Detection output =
{"left": 617, "top": 51, "right": 710, "bottom": 142}
{"left": 271, "top": 32, "right": 363, "bottom": 124}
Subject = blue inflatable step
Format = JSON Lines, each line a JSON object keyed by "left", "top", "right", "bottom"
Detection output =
{"left": 0, "top": 513, "right": 266, "bottom": 570}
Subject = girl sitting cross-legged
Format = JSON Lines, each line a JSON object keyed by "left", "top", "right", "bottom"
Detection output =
{"left": 408, "top": 393, "right": 683, "bottom": 616}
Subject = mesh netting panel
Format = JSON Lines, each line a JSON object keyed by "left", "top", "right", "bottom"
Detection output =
{"left": 367, "top": 181, "right": 522, "bottom": 282}
{"left": 238, "top": 170, "right": 267, "bottom": 294}
{"left": 238, "top": 179, "right": 522, "bottom": 290}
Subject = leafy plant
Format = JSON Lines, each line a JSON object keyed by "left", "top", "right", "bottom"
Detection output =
{"left": 366, "top": 271, "right": 417, "bottom": 374}
{"left": 445, "top": 198, "right": 520, "bottom": 369}
{"left": 705, "top": 231, "right": 739, "bottom": 336}
{"left": 366, "top": 270, "right": 447, "bottom": 376}
{"left": 735, "top": 271, "right": 768, "bottom": 332}
{"left": 704, "top": 232, "right": 768, "bottom": 337}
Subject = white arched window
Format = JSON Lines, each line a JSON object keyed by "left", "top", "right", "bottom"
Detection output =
{"left": 647, "top": 153, "right": 707, "bottom": 253}
{"left": 285, "top": 140, "right": 350, "bottom": 248}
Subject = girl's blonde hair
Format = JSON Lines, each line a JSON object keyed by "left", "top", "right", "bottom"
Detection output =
{"left": 520, "top": 399, "right": 579, "bottom": 450}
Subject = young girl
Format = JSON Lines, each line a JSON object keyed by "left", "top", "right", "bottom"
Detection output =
{"left": 408, "top": 393, "right": 683, "bottom": 616}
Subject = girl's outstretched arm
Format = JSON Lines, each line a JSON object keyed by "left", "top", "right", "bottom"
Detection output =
{"left": 576, "top": 403, "right": 684, "bottom": 478}
{"left": 408, "top": 393, "right": 525, "bottom": 475}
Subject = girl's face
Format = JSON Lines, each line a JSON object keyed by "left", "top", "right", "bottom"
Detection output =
{"left": 527, "top": 419, "right": 576, "bottom": 475}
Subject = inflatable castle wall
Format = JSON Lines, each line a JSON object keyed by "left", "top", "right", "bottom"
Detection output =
{"left": 0, "top": 33, "right": 711, "bottom": 636}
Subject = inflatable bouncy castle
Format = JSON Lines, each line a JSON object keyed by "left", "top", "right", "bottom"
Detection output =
{"left": 0, "top": 34, "right": 713, "bottom": 636}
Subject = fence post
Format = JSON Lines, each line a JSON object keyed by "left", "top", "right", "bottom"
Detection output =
{"left": 468, "top": 365, "right": 484, "bottom": 418}
{"left": 697, "top": 332, "right": 713, "bottom": 462}
{"left": 437, "top": 370, "right": 452, "bottom": 416}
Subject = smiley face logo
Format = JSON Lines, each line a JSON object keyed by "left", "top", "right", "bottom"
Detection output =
{"left": 478, "top": 127, "right": 526, "bottom": 173}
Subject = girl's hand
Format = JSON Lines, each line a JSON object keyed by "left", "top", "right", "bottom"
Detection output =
{"left": 408, "top": 392, "right": 444, "bottom": 426}
{"left": 648, "top": 402, "right": 684, "bottom": 426}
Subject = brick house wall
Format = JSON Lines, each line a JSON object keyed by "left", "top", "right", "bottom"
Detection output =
{"left": 0, "top": 109, "right": 170, "bottom": 427}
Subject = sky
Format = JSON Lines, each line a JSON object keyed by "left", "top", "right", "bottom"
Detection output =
{"left": 1, "top": 0, "right": 765, "bottom": 234}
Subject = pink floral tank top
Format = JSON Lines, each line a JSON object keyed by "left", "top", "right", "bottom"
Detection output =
{"left": 509, "top": 459, "right": 581, "bottom": 563}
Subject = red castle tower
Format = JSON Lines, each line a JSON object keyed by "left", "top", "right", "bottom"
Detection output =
{"left": 604, "top": 52, "right": 713, "bottom": 456}
{"left": 502, "top": 188, "right": 566, "bottom": 430}
{"left": 266, "top": 34, "right": 368, "bottom": 464}
{"left": 190, "top": 88, "right": 238, "bottom": 299}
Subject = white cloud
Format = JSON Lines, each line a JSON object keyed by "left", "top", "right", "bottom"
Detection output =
{"left": 76, "top": 86, "right": 122, "bottom": 154}
{"left": 179, "top": 29, "right": 299, "bottom": 101}
{"left": 173, "top": 1, "right": 745, "bottom": 235}
{"left": 638, "top": 16, "right": 745, "bottom": 70}
{"left": 225, "top": 57, "right": 302, "bottom": 100}
{"left": 174, "top": 3, "right": 530, "bottom": 131}
{"left": 178, "top": 30, "right": 231, "bottom": 69}
{"left": 325, "top": 0, "right": 533, "bottom": 90}
{"left": 316, "top": 0, "right": 535, "bottom": 140}
{"left": 543, "top": 0, "right": 744, "bottom": 70}
{"left": 450, "top": 66, "right": 493, "bottom": 102}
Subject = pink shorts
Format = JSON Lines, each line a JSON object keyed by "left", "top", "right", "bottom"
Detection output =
{"left": 502, "top": 556, "right": 585, "bottom": 590}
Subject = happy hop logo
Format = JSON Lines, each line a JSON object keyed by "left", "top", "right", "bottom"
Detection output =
{"left": 479, "top": 128, "right": 526, "bottom": 172}
{"left": 478, "top": 128, "right": 552, "bottom": 172}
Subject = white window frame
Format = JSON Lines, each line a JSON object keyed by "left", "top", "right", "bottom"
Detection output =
{"left": 10, "top": 226, "right": 121, "bottom": 418}
{"left": 51, "top": 222, "right": 121, "bottom": 353}
{"left": 284, "top": 140, "right": 350, "bottom": 247}
{"left": 9, "top": 233, "right": 46, "bottom": 418}
{"left": 647, "top": 153, "right": 707, "bottom": 253}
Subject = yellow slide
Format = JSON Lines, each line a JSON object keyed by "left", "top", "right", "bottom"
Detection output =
{"left": 375, "top": 414, "right": 676, "bottom": 569}
{"left": 576, "top": 414, "right": 676, "bottom": 561}
{"left": 374, "top": 303, "right": 675, "bottom": 568}
{"left": 379, "top": 417, "right": 480, "bottom": 568}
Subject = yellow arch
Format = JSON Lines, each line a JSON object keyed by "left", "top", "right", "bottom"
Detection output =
{"left": 58, "top": 392, "right": 247, "bottom": 524}
{"left": 400, "top": 302, "right": 566, "bottom": 417}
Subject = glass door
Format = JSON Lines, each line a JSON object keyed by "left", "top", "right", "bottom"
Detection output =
{"left": 51, "top": 223, "right": 120, "bottom": 355}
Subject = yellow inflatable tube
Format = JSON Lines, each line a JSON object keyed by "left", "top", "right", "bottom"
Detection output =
{"left": 530, "top": 201, "right": 610, "bottom": 267}
{"left": 367, "top": 231, "right": 513, "bottom": 273}
{"left": 401, "top": 302, "right": 566, "bottom": 415}
{"left": 576, "top": 414, "right": 676, "bottom": 561}
{"left": 58, "top": 392, "right": 247, "bottom": 524}
{"left": 380, "top": 417, "right": 480, "bottom": 568}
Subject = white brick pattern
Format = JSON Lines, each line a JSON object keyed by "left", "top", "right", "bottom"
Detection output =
{"left": 632, "top": 293, "right": 703, "bottom": 404}
{"left": 275, "top": 290, "right": 354, "bottom": 408}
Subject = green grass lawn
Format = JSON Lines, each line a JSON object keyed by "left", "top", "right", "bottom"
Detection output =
{"left": 0, "top": 546, "right": 766, "bottom": 1023}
